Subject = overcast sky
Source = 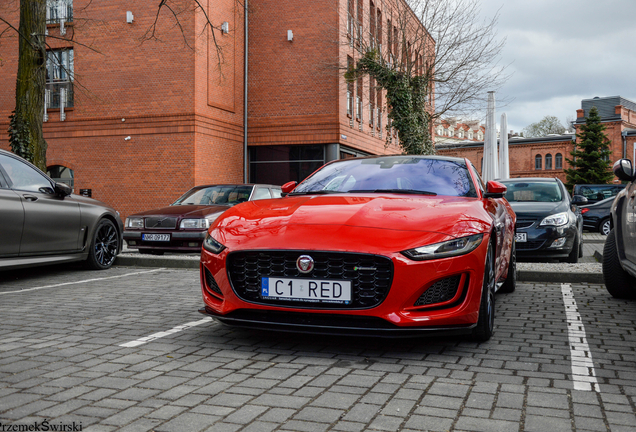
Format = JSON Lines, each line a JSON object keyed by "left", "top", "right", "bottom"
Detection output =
{"left": 476, "top": 0, "right": 636, "bottom": 134}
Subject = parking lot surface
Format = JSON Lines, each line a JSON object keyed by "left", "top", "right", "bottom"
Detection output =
{"left": 1, "top": 264, "right": 635, "bottom": 432}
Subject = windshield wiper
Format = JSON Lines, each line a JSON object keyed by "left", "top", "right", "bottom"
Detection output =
{"left": 348, "top": 189, "right": 437, "bottom": 196}
{"left": 288, "top": 190, "right": 342, "bottom": 196}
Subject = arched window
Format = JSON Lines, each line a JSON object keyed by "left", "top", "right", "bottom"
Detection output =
{"left": 555, "top": 153, "right": 563, "bottom": 169}
{"left": 468, "top": 132, "right": 473, "bottom": 140}
{"left": 47, "top": 165, "right": 74, "bottom": 187}
{"left": 535, "top": 154, "right": 542, "bottom": 170}
{"left": 545, "top": 154, "right": 552, "bottom": 170}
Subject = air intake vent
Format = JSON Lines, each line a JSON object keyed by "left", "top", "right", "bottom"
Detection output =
{"left": 205, "top": 268, "right": 223, "bottom": 298}
{"left": 415, "top": 275, "right": 461, "bottom": 306}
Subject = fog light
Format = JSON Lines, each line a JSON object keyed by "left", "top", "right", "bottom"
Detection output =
{"left": 188, "top": 242, "right": 199, "bottom": 247}
{"left": 128, "top": 241, "right": 137, "bottom": 245}
{"left": 549, "top": 237, "right": 566, "bottom": 248}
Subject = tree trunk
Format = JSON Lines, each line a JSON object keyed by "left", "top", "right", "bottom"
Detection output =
{"left": 12, "top": 0, "right": 47, "bottom": 170}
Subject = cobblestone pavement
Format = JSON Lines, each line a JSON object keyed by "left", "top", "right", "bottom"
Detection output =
{"left": 1, "top": 265, "right": 635, "bottom": 432}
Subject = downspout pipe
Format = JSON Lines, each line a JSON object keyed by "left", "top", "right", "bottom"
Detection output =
{"left": 622, "top": 130, "right": 627, "bottom": 159}
{"left": 243, "top": 1, "right": 249, "bottom": 183}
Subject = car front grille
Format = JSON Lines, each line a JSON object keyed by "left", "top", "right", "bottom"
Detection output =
{"left": 144, "top": 217, "right": 177, "bottom": 229}
{"left": 415, "top": 275, "right": 461, "bottom": 306}
{"left": 227, "top": 251, "right": 394, "bottom": 309}
{"left": 515, "top": 220, "right": 535, "bottom": 229}
{"left": 516, "top": 240, "right": 545, "bottom": 250}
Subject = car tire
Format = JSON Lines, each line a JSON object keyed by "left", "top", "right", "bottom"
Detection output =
{"left": 564, "top": 235, "right": 579, "bottom": 264}
{"left": 599, "top": 218, "right": 611, "bottom": 236}
{"left": 579, "top": 237, "right": 584, "bottom": 258}
{"left": 472, "top": 243, "right": 495, "bottom": 342}
{"left": 602, "top": 228, "right": 636, "bottom": 299}
{"left": 85, "top": 219, "right": 120, "bottom": 270}
{"left": 499, "top": 240, "right": 516, "bottom": 294}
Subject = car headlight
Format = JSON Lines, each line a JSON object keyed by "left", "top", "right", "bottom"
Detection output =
{"left": 203, "top": 233, "right": 226, "bottom": 254}
{"left": 539, "top": 212, "right": 569, "bottom": 227}
{"left": 125, "top": 217, "right": 144, "bottom": 228}
{"left": 180, "top": 218, "right": 211, "bottom": 229}
{"left": 401, "top": 234, "right": 483, "bottom": 261}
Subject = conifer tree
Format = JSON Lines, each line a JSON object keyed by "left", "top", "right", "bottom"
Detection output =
{"left": 565, "top": 106, "right": 613, "bottom": 191}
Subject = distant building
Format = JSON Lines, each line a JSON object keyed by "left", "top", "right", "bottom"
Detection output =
{"left": 437, "top": 96, "right": 636, "bottom": 184}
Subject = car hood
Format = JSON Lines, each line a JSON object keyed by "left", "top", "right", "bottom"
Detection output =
{"left": 130, "top": 204, "right": 231, "bottom": 219}
{"left": 210, "top": 194, "right": 493, "bottom": 253}
{"left": 507, "top": 201, "right": 568, "bottom": 218}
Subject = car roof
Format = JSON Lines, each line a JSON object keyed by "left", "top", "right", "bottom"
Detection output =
{"left": 332, "top": 154, "right": 468, "bottom": 164}
{"left": 189, "top": 184, "right": 281, "bottom": 189}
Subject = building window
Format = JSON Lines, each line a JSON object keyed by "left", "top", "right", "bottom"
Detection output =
{"left": 249, "top": 145, "right": 325, "bottom": 185}
{"left": 545, "top": 153, "right": 552, "bottom": 170}
{"left": 46, "top": 48, "right": 74, "bottom": 109}
{"left": 46, "top": 0, "right": 73, "bottom": 24}
{"left": 555, "top": 153, "right": 563, "bottom": 169}
{"left": 347, "top": 0, "right": 354, "bottom": 35}
{"left": 535, "top": 154, "right": 542, "bottom": 170}
{"left": 369, "top": 77, "right": 375, "bottom": 127}
{"left": 47, "top": 165, "right": 74, "bottom": 188}
{"left": 356, "top": 77, "right": 363, "bottom": 122}
{"left": 346, "top": 56, "right": 353, "bottom": 117}
{"left": 369, "top": 1, "right": 376, "bottom": 49}
{"left": 356, "top": 0, "right": 363, "bottom": 41}
{"left": 468, "top": 132, "right": 473, "bottom": 140}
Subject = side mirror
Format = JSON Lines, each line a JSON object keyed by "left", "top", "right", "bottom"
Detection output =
{"left": 54, "top": 182, "right": 72, "bottom": 197}
{"left": 572, "top": 195, "right": 588, "bottom": 205}
{"left": 483, "top": 180, "right": 506, "bottom": 199}
{"left": 613, "top": 159, "right": 635, "bottom": 181}
{"left": 281, "top": 181, "right": 297, "bottom": 195}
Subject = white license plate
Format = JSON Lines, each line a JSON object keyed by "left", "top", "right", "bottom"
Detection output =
{"left": 142, "top": 233, "right": 171, "bottom": 242}
{"left": 261, "top": 277, "right": 352, "bottom": 304}
{"left": 515, "top": 232, "right": 527, "bottom": 243}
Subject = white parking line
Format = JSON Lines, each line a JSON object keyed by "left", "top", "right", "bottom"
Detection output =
{"left": 561, "top": 283, "right": 600, "bottom": 392}
{"left": 119, "top": 317, "right": 214, "bottom": 348}
{"left": 0, "top": 269, "right": 165, "bottom": 295}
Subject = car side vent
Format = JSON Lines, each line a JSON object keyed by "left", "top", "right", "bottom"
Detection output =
{"left": 204, "top": 268, "right": 223, "bottom": 298}
{"left": 415, "top": 275, "right": 461, "bottom": 306}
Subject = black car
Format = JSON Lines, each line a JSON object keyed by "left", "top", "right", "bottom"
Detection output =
{"left": 572, "top": 183, "right": 625, "bottom": 204}
{"left": 499, "top": 178, "right": 586, "bottom": 263}
{"left": 602, "top": 159, "right": 636, "bottom": 299}
{"left": 0, "top": 149, "right": 123, "bottom": 271}
{"left": 581, "top": 196, "right": 613, "bottom": 235}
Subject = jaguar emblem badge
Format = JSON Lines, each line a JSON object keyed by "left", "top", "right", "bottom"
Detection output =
{"left": 296, "top": 255, "right": 314, "bottom": 274}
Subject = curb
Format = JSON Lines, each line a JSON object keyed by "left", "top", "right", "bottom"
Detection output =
{"left": 517, "top": 270, "right": 603, "bottom": 284}
{"left": 115, "top": 255, "right": 199, "bottom": 269}
{"left": 115, "top": 256, "right": 605, "bottom": 284}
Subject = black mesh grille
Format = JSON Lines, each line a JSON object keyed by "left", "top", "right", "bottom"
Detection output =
{"left": 415, "top": 275, "right": 461, "bottom": 306}
{"left": 516, "top": 240, "right": 545, "bottom": 250}
{"left": 227, "top": 251, "right": 393, "bottom": 309}
{"left": 145, "top": 217, "right": 177, "bottom": 229}
{"left": 204, "top": 268, "right": 223, "bottom": 298}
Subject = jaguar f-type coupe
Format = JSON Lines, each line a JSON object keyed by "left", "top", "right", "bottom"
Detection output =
{"left": 198, "top": 155, "right": 516, "bottom": 341}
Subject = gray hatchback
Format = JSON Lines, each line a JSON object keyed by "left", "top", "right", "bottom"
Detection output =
{"left": 0, "top": 149, "right": 123, "bottom": 271}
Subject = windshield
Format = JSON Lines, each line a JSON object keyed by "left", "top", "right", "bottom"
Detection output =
{"left": 291, "top": 157, "right": 477, "bottom": 197}
{"left": 172, "top": 185, "right": 253, "bottom": 206}
{"left": 501, "top": 181, "right": 563, "bottom": 202}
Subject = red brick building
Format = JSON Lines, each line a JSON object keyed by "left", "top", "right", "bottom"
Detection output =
{"left": 0, "top": 0, "right": 430, "bottom": 219}
{"left": 437, "top": 96, "right": 636, "bottom": 185}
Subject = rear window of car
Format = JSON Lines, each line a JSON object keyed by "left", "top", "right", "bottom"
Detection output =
{"left": 502, "top": 181, "right": 563, "bottom": 203}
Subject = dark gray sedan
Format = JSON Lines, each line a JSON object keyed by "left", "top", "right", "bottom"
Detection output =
{"left": 499, "top": 178, "right": 586, "bottom": 263}
{"left": 0, "top": 149, "right": 123, "bottom": 271}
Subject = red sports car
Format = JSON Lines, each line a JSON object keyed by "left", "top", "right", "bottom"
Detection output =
{"left": 199, "top": 156, "right": 516, "bottom": 341}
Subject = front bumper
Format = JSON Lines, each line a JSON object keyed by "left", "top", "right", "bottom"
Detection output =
{"left": 198, "top": 306, "right": 475, "bottom": 337}
{"left": 199, "top": 239, "right": 492, "bottom": 333}
{"left": 124, "top": 230, "right": 206, "bottom": 252}
{"left": 515, "top": 224, "right": 578, "bottom": 259}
